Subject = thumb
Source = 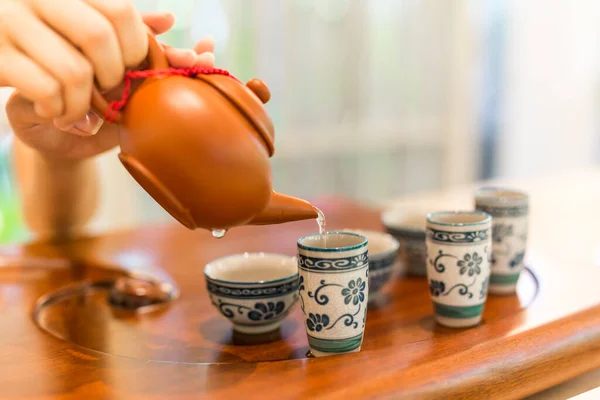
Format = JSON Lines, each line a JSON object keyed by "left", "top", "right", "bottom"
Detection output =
{"left": 54, "top": 112, "right": 104, "bottom": 137}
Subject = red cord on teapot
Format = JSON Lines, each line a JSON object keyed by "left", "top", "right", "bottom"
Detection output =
{"left": 105, "top": 67, "right": 240, "bottom": 123}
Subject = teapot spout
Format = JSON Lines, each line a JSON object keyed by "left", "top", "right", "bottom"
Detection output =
{"left": 249, "top": 192, "right": 318, "bottom": 225}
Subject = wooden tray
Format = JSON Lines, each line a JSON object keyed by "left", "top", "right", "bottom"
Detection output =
{"left": 0, "top": 189, "right": 599, "bottom": 399}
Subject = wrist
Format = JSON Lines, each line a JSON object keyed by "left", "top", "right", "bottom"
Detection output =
{"left": 12, "top": 137, "right": 100, "bottom": 240}
{"left": 38, "top": 151, "right": 91, "bottom": 170}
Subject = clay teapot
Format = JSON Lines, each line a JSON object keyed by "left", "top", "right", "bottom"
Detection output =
{"left": 91, "top": 33, "right": 317, "bottom": 231}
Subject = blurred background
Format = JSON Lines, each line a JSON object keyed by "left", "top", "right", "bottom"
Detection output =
{"left": 0, "top": 0, "right": 599, "bottom": 240}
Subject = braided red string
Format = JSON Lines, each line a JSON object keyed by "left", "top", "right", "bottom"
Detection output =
{"left": 104, "top": 67, "right": 239, "bottom": 123}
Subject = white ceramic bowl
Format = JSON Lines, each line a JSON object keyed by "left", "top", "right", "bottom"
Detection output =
{"left": 343, "top": 229, "right": 400, "bottom": 300}
{"left": 381, "top": 208, "right": 428, "bottom": 276}
{"left": 204, "top": 253, "right": 299, "bottom": 334}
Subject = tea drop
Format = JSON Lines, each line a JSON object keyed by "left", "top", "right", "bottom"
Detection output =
{"left": 212, "top": 229, "right": 227, "bottom": 239}
{"left": 314, "top": 206, "right": 326, "bottom": 235}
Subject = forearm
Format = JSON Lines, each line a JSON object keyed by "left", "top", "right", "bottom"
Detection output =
{"left": 12, "top": 137, "right": 99, "bottom": 240}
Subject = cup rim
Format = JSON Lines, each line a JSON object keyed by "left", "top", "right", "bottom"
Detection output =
{"left": 340, "top": 228, "right": 400, "bottom": 258}
{"left": 475, "top": 186, "right": 529, "bottom": 205}
{"left": 426, "top": 210, "right": 491, "bottom": 227}
{"left": 204, "top": 252, "right": 298, "bottom": 286}
{"left": 297, "top": 231, "right": 368, "bottom": 252}
{"left": 380, "top": 208, "right": 426, "bottom": 235}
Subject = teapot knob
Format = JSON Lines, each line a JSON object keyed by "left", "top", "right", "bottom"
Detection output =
{"left": 246, "top": 79, "right": 271, "bottom": 104}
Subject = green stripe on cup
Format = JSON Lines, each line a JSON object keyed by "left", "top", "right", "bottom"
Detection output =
{"left": 490, "top": 273, "right": 521, "bottom": 285}
{"left": 307, "top": 333, "right": 363, "bottom": 353}
{"left": 433, "top": 303, "right": 484, "bottom": 319}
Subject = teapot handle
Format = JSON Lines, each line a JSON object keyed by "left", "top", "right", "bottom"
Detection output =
{"left": 91, "top": 32, "right": 168, "bottom": 123}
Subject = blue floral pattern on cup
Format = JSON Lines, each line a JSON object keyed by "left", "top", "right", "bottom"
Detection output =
{"left": 457, "top": 252, "right": 483, "bottom": 276}
{"left": 429, "top": 280, "right": 446, "bottom": 296}
{"left": 248, "top": 301, "right": 285, "bottom": 321}
{"left": 342, "top": 278, "right": 366, "bottom": 305}
{"left": 301, "top": 271, "right": 367, "bottom": 333}
{"left": 212, "top": 299, "right": 290, "bottom": 322}
{"left": 492, "top": 223, "right": 513, "bottom": 244}
{"left": 306, "top": 313, "right": 329, "bottom": 332}
{"left": 509, "top": 251, "right": 525, "bottom": 268}
{"left": 427, "top": 247, "right": 491, "bottom": 300}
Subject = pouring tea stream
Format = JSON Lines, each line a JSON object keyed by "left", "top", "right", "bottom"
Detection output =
{"left": 91, "top": 33, "right": 319, "bottom": 234}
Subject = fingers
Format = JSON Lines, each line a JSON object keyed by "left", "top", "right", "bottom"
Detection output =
{"left": 4, "top": 7, "right": 93, "bottom": 127}
{"left": 32, "top": 0, "right": 125, "bottom": 90}
{"left": 195, "top": 52, "right": 215, "bottom": 68}
{"left": 163, "top": 48, "right": 215, "bottom": 68}
{"left": 16, "top": 0, "right": 149, "bottom": 126}
{"left": 164, "top": 47, "right": 197, "bottom": 68}
{"left": 194, "top": 36, "right": 215, "bottom": 55}
{"left": 141, "top": 11, "right": 175, "bottom": 35}
{"left": 193, "top": 36, "right": 215, "bottom": 67}
{"left": 83, "top": 0, "right": 148, "bottom": 68}
{"left": 163, "top": 35, "right": 216, "bottom": 69}
{"left": 0, "top": 47, "right": 63, "bottom": 118}
{"left": 0, "top": 0, "right": 215, "bottom": 132}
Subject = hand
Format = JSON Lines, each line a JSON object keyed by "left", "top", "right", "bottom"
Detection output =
{"left": 2, "top": 3, "right": 215, "bottom": 161}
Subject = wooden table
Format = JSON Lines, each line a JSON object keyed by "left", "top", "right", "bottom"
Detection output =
{"left": 0, "top": 168, "right": 599, "bottom": 399}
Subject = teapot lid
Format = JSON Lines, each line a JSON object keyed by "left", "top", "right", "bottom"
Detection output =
{"left": 196, "top": 75, "right": 275, "bottom": 157}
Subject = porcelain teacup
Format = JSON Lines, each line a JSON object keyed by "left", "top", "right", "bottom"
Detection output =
{"left": 297, "top": 232, "right": 369, "bottom": 357}
{"left": 381, "top": 208, "right": 428, "bottom": 276}
{"left": 343, "top": 229, "right": 399, "bottom": 301}
{"left": 475, "top": 187, "right": 529, "bottom": 295}
{"left": 204, "top": 253, "right": 299, "bottom": 334}
{"left": 425, "top": 211, "right": 492, "bottom": 328}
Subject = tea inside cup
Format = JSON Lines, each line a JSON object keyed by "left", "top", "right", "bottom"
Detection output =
{"left": 297, "top": 231, "right": 368, "bottom": 251}
{"left": 426, "top": 210, "right": 492, "bottom": 226}
{"left": 204, "top": 253, "right": 299, "bottom": 335}
{"left": 204, "top": 253, "right": 297, "bottom": 283}
{"left": 475, "top": 187, "right": 529, "bottom": 206}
